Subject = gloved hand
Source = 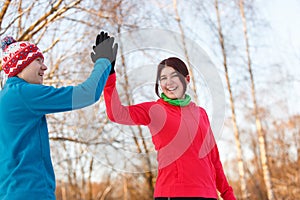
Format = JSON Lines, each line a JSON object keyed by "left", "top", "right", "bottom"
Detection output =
{"left": 91, "top": 31, "right": 118, "bottom": 74}
{"left": 92, "top": 31, "right": 110, "bottom": 51}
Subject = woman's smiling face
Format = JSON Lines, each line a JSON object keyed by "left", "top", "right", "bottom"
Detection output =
{"left": 159, "top": 66, "right": 189, "bottom": 99}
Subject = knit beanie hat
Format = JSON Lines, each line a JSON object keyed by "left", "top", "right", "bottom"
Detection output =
{"left": 1, "top": 36, "right": 44, "bottom": 77}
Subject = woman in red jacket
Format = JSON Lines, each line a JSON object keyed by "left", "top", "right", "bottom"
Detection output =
{"left": 103, "top": 56, "right": 236, "bottom": 200}
{"left": 100, "top": 32, "right": 236, "bottom": 200}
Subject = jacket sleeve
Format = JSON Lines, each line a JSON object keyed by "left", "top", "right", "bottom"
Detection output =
{"left": 103, "top": 73, "right": 152, "bottom": 125}
{"left": 201, "top": 109, "right": 237, "bottom": 200}
{"left": 210, "top": 145, "right": 236, "bottom": 200}
{"left": 20, "top": 58, "right": 111, "bottom": 115}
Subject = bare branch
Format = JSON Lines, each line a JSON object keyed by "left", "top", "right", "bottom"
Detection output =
{"left": 0, "top": 0, "right": 11, "bottom": 29}
{"left": 0, "top": 4, "right": 33, "bottom": 35}
{"left": 19, "top": 0, "right": 82, "bottom": 41}
{"left": 43, "top": 38, "right": 59, "bottom": 53}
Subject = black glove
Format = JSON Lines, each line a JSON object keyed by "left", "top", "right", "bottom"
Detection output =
{"left": 91, "top": 31, "right": 117, "bottom": 74}
{"left": 92, "top": 31, "right": 110, "bottom": 51}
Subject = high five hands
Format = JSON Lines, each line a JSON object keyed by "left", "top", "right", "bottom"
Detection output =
{"left": 91, "top": 31, "right": 118, "bottom": 74}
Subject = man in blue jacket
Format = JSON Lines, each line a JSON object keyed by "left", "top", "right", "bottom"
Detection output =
{"left": 0, "top": 32, "right": 117, "bottom": 200}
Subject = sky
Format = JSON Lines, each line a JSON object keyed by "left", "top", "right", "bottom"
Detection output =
{"left": 259, "top": 0, "right": 300, "bottom": 115}
{"left": 262, "top": 0, "right": 300, "bottom": 47}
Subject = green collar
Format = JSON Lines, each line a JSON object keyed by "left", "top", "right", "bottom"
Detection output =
{"left": 161, "top": 93, "right": 191, "bottom": 107}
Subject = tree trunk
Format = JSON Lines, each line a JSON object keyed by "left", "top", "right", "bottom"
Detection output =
{"left": 173, "top": 0, "right": 199, "bottom": 104}
{"left": 123, "top": 175, "right": 128, "bottom": 200}
{"left": 214, "top": 0, "right": 248, "bottom": 199}
{"left": 88, "top": 158, "right": 94, "bottom": 200}
{"left": 238, "top": 0, "right": 275, "bottom": 199}
{"left": 117, "top": 22, "right": 155, "bottom": 196}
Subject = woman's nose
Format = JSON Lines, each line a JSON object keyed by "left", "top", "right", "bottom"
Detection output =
{"left": 166, "top": 77, "right": 174, "bottom": 85}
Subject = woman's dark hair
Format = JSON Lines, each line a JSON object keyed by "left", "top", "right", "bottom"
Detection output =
{"left": 155, "top": 57, "right": 189, "bottom": 97}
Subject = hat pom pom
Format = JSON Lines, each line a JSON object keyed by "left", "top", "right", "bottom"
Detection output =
{"left": 1, "top": 36, "right": 17, "bottom": 51}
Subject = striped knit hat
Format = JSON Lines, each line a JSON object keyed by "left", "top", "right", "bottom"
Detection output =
{"left": 1, "top": 36, "right": 44, "bottom": 77}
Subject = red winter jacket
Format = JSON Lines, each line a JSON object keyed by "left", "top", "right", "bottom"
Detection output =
{"left": 104, "top": 74, "right": 236, "bottom": 199}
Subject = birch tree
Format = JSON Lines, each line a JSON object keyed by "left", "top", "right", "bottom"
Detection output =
{"left": 213, "top": 0, "right": 248, "bottom": 198}
{"left": 238, "top": 0, "right": 275, "bottom": 199}
{"left": 111, "top": 24, "right": 155, "bottom": 200}
{"left": 173, "top": 0, "right": 199, "bottom": 104}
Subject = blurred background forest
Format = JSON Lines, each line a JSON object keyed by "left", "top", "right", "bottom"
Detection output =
{"left": 0, "top": 0, "right": 299, "bottom": 199}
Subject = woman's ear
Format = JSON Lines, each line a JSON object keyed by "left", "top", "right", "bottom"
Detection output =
{"left": 186, "top": 75, "right": 190, "bottom": 83}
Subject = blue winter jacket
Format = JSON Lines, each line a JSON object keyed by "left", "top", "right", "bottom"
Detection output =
{"left": 0, "top": 58, "right": 111, "bottom": 200}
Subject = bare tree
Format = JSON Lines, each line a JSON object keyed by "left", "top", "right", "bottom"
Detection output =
{"left": 238, "top": 0, "right": 275, "bottom": 199}
{"left": 108, "top": 0, "right": 156, "bottom": 197}
{"left": 173, "top": 0, "right": 199, "bottom": 104}
{"left": 214, "top": 0, "right": 249, "bottom": 198}
{"left": 267, "top": 114, "right": 300, "bottom": 199}
{"left": 0, "top": 0, "right": 83, "bottom": 89}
